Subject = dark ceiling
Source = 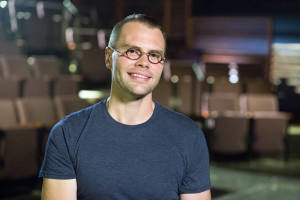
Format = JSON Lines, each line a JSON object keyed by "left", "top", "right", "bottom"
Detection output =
{"left": 72, "top": 0, "right": 300, "bottom": 43}
{"left": 192, "top": 0, "right": 300, "bottom": 43}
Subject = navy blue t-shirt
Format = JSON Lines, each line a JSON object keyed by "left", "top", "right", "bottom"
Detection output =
{"left": 39, "top": 100, "right": 211, "bottom": 199}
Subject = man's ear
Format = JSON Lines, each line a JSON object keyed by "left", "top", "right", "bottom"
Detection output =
{"left": 105, "top": 47, "right": 112, "bottom": 69}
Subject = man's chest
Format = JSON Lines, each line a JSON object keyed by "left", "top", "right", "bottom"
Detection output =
{"left": 74, "top": 132, "right": 185, "bottom": 199}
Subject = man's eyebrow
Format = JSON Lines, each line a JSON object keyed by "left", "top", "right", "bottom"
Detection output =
{"left": 120, "top": 44, "right": 136, "bottom": 49}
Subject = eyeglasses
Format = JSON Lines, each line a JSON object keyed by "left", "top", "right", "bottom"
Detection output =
{"left": 109, "top": 47, "right": 166, "bottom": 64}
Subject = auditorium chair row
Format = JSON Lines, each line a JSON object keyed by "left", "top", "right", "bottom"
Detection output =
{"left": 201, "top": 92, "right": 291, "bottom": 157}
{"left": 0, "top": 96, "right": 90, "bottom": 181}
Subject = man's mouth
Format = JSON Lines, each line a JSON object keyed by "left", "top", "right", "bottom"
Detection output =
{"left": 129, "top": 73, "right": 149, "bottom": 79}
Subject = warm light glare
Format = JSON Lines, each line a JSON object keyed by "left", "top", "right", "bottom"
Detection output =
{"left": 66, "top": 28, "right": 75, "bottom": 50}
{"left": 15, "top": 12, "right": 31, "bottom": 20}
{"left": 16, "top": 12, "right": 24, "bottom": 19}
{"left": 24, "top": 12, "right": 31, "bottom": 20}
{"left": 201, "top": 110, "right": 210, "bottom": 119}
{"left": 69, "top": 63, "right": 77, "bottom": 73}
{"left": 163, "top": 61, "right": 171, "bottom": 81}
{"left": 273, "top": 43, "right": 300, "bottom": 51}
{"left": 171, "top": 75, "right": 179, "bottom": 83}
{"left": 229, "top": 75, "right": 239, "bottom": 84}
{"left": 97, "top": 29, "right": 106, "bottom": 49}
{"left": 63, "top": 0, "right": 78, "bottom": 14}
{"left": 78, "top": 90, "right": 103, "bottom": 99}
{"left": 67, "top": 42, "right": 76, "bottom": 50}
{"left": 228, "top": 62, "right": 239, "bottom": 84}
{"left": 192, "top": 62, "right": 205, "bottom": 81}
{"left": 36, "top": 1, "right": 45, "bottom": 19}
{"left": 0, "top": 1, "right": 7, "bottom": 8}
{"left": 229, "top": 68, "right": 238, "bottom": 76}
{"left": 27, "top": 57, "right": 35, "bottom": 65}
{"left": 206, "top": 76, "right": 215, "bottom": 84}
{"left": 8, "top": 0, "right": 18, "bottom": 32}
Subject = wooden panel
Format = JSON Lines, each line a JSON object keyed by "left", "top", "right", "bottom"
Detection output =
{"left": 201, "top": 54, "right": 266, "bottom": 65}
{"left": 187, "top": 17, "right": 273, "bottom": 56}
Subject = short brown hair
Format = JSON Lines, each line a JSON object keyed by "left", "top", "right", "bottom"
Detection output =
{"left": 108, "top": 14, "right": 166, "bottom": 50}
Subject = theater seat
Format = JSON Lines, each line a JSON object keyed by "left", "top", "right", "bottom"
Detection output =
{"left": 240, "top": 94, "right": 290, "bottom": 154}
{"left": 211, "top": 111, "right": 250, "bottom": 155}
{"left": 54, "top": 95, "right": 90, "bottom": 119}
{"left": 0, "top": 99, "right": 38, "bottom": 180}
{"left": 15, "top": 97, "right": 58, "bottom": 156}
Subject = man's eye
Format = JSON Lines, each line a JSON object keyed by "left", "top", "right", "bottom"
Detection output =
{"left": 150, "top": 52, "right": 161, "bottom": 58}
{"left": 127, "top": 49, "right": 139, "bottom": 54}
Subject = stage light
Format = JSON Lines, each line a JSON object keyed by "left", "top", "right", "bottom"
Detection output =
{"left": 0, "top": 1, "right": 7, "bottom": 8}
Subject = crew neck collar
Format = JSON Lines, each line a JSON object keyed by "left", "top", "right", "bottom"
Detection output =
{"left": 102, "top": 99, "right": 159, "bottom": 129}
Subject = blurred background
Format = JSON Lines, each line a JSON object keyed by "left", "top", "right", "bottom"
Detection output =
{"left": 0, "top": 0, "right": 300, "bottom": 199}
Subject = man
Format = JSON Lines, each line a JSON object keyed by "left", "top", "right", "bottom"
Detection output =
{"left": 39, "top": 14, "right": 211, "bottom": 200}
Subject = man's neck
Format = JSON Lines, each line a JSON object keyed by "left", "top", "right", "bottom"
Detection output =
{"left": 106, "top": 94, "right": 155, "bottom": 125}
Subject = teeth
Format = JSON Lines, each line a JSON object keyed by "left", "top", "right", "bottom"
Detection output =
{"left": 131, "top": 73, "right": 148, "bottom": 78}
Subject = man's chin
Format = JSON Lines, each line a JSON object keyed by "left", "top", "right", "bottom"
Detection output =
{"left": 130, "top": 89, "right": 154, "bottom": 99}
{"left": 126, "top": 83, "right": 159, "bottom": 99}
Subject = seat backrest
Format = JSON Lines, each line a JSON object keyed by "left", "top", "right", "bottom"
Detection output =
{"left": 0, "top": 55, "right": 31, "bottom": 80}
{"left": 252, "top": 112, "right": 289, "bottom": 153}
{"left": 1, "top": 127, "right": 38, "bottom": 180}
{"left": 53, "top": 78, "right": 80, "bottom": 97}
{"left": 0, "top": 99, "right": 18, "bottom": 127}
{"left": 240, "top": 94, "right": 278, "bottom": 112}
{"left": 23, "top": 79, "right": 50, "bottom": 97}
{"left": 16, "top": 97, "right": 57, "bottom": 126}
{"left": 212, "top": 111, "right": 250, "bottom": 154}
{"left": 0, "top": 78, "right": 20, "bottom": 99}
{"left": 0, "top": 28, "right": 21, "bottom": 55}
{"left": 33, "top": 56, "right": 61, "bottom": 79}
{"left": 202, "top": 92, "right": 240, "bottom": 113}
{"left": 55, "top": 95, "right": 90, "bottom": 119}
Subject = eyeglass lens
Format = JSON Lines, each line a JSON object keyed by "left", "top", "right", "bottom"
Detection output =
{"left": 125, "top": 48, "right": 163, "bottom": 64}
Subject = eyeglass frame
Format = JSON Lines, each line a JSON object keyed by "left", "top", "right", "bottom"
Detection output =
{"left": 108, "top": 46, "right": 167, "bottom": 64}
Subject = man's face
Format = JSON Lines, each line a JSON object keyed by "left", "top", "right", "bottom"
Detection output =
{"left": 106, "top": 22, "right": 165, "bottom": 99}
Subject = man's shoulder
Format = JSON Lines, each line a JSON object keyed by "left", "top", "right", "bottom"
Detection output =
{"left": 155, "top": 102, "right": 201, "bottom": 135}
{"left": 155, "top": 102, "right": 206, "bottom": 149}
{"left": 59, "top": 100, "right": 103, "bottom": 127}
{"left": 50, "top": 100, "right": 104, "bottom": 143}
{"left": 156, "top": 102, "right": 198, "bottom": 127}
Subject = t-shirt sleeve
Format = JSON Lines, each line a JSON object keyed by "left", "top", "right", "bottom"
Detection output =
{"left": 179, "top": 127, "right": 211, "bottom": 193}
{"left": 39, "top": 121, "right": 76, "bottom": 179}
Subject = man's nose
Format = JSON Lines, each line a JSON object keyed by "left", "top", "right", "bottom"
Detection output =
{"left": 136, "top": 53, "right": 150, "bottom": 67}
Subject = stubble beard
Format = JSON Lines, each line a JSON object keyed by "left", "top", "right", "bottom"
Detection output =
{"left": 114, "top": 73, "right": 161, "bottom": 100}
{"left": 122, "top": 78, "right": 158, "bottom": 99}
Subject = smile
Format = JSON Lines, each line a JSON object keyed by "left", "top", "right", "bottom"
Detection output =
{"left": 130, "top": 73, "right": 149, "bottom": 79}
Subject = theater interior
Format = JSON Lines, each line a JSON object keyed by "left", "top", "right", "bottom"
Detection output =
{"left": 0, "top": 0, "right": 300, "bottom": 199}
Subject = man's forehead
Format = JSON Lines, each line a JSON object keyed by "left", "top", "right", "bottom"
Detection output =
{"left": 117, "top": 22, "right": 165, "bottom": 52}
{"left": 119, "top": 22, "right": 162, "bottom": 37}
{"left": 121, "top": 21, "right": 152, "bottom": 31}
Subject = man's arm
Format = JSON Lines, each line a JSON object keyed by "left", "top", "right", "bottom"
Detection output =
{"left": 41, "top": 178, "right": 77, "bottom": 200}
{"left": 180, "top": 190, "right": 211, "bottom": 200}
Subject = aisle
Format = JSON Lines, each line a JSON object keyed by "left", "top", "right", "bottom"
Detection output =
{"left": 211, "top": 164, "right": 300, "bottom": 200}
